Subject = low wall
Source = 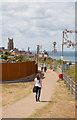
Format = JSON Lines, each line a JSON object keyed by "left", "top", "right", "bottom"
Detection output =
{"left": 1, "top": 61, "right": 37, "bottom": 81}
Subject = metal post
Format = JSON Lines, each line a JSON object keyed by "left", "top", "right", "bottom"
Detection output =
{"left": 62, "top": 31, "right": 64, "bottom": 57}
{"left": 71, "top": 79, "right": 73, "bottom": 94}
{"left": 68, "top": 77, "right": 70, "bottom": 90}
{"left": 37, "top": 45, "right": 40, "bottom": 69}
{"left": 37, "top": 45, "right": 39, "bottom": 65}
{"left": 62, "top": 31, "right": 64, "bottom": 79}
{"left": 65, "top": 64, "right": 68, "bottom": 87}
{"left": 75, "top": 82, "right": 77, "bottom": 100}
{"left": 63, "top": 72, "right": 65, "bottom": 84}
{"left": 66, "top": 74, "right": 67, "bottom": 87}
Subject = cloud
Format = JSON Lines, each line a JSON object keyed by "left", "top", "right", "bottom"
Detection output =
{"left": 0, "top": 2, "right": 2, "bottom": 46}
{"left": 1, "top": 2, "right": 75, "bottom": 51}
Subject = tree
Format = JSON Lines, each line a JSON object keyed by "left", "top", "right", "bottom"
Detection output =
{"left": 2, "top": 55, "right": 8, "bottom": 60}
{"left": 44, "top": 57, "right": 46, "bottom": 61}
{"left": 15, "top": 55, "right": 24, "bottom": 62}
{"left": 4, "top": 51, "right": 10, "bottom": 55}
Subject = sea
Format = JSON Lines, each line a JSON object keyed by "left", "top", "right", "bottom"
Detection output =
{"left": 48, "top": 51, "right": 75, "bottom": 61}
{"left": 32, "top": 51, "right": 76, "bottom": 63}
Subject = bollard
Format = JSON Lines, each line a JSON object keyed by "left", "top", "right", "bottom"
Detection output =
{"left": 59, "top": 74, "right": 63, "bottom": 79}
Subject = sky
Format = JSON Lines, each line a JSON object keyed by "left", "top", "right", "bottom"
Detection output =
{"left": 0, "top": 1, "right": 76, "bottom": 51}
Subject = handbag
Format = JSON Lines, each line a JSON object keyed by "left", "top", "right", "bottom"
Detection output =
{"left": 33, "top": 86, "right": 37, "bottom": 93}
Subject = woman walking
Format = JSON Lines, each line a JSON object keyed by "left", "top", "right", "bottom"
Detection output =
{"left": 41, "top": 64, "right": 44, "bottom": 72}
{"left": 44, "top": 63, "right": 47, "bottom": 72}
{"left": 34, "top": 73, "right": 42, "bottom": 102}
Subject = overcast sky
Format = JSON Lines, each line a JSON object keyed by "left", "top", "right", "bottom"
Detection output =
{"left": 0, "top": 1, "right": 76, "bottom": 51}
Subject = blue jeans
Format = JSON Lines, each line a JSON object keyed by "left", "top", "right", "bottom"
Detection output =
{"left": 36, "top": 87, "right": 41, "bottom": 101}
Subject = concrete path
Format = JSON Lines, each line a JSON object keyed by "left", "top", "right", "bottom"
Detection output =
{"left": 2, "top": 69, "right": 58, "bottom": 118}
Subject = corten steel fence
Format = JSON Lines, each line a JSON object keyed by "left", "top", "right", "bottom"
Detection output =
{"left": 57, "top": 67, "right": 75, "bottom": 94}
{"left": 1, "top": 61, "right": 37, "bottom": 81}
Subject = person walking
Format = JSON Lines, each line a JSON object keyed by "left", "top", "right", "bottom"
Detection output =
{"left": 41, "top": 64, "right": 44, "bottom": 72}
{"left": 44, "top": 63, "right": 47, "bottom": 72}
{"left": 34, "top": 73, "right": 42, "bottom": 102}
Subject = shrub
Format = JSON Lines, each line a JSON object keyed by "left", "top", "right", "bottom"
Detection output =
{"left": 2, "top": 54, "right": 8, "bottom": 60}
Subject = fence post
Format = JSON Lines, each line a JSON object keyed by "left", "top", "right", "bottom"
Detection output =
{"left": 75, "top": 82, "right": 77, "bottom": 100}
{"left": 71, "top": 79, "right": 73, "bottom": 94}
{"left": 65, "top": 64, "right": 68, "bottom": 87}
{"left": 68, "top": 77, "right": 70, "bottom": 90}
{"left": 63, "top": 73, "right": 66, "bottom": 84}
{"left": 66, "top": 74, "right": 68, "bottom": 87}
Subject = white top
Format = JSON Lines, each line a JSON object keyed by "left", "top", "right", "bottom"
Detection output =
{"left": 35, "top": 78, "right": 42, "bottom": 88}
{"left": 44, "top": 64, "right": 47, "bottom": 67}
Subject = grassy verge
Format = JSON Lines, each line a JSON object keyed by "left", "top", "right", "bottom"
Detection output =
{"left": 29, "top": 81, "right": 75, "bottom": 118}
{"left": 63, "top": 65, "right": 75, "bottom": 80}
{"left": 38, "top": 57, "right": 75, "bottom": 80}
{"left": 2, "top": 82, "right": 34, "bottom": 106}
{"left": 38, "top": 57, "right": 63, "bottom": 69}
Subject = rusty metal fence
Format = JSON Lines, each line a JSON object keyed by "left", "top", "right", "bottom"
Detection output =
{"left": 1, "top": 61, "right": 37, "bottom": 81}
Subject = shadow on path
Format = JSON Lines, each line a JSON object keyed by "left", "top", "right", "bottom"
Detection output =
{"left": 1, "top": 79, "right": 34, "bottom": 84}
{"left": 40, "top": 100, "right": 52, "bottom": 103}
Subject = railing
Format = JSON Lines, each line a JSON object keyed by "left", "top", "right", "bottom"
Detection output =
{"left": 63, "top": 72, "right": 75, "bottom": 94}
{"left": 57, "top": 67, "right": 75, "bottom": 95}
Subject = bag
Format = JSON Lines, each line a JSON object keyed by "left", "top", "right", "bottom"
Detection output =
{"left": 33, "top": 86, "right": 37, "bottom": 93}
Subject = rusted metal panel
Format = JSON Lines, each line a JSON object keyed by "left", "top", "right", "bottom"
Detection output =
{"left": 1, "top": 61, "right": 37, "bottom": 81}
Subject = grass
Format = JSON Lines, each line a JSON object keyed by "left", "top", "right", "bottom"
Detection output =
{"left": 38, "top": 57, "right": 62, "bottom": 69}
{"left": 38, "top": 57, "right": 75, "bottom": 81}
{"left": 63, "top": 65, "right": 75, "bottom": 81}
{"left": 57, "top": 79, "right": 64, "bottom": 82}
{"left": 2, "top": 82, "right": 34, "bottom": 106}
{"left": 29, "top": 81, "right": 75, "bottom": 118}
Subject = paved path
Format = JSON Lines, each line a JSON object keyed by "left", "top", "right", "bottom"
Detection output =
{"left": 2, "top": 69, "right": 58, "bottom": 118}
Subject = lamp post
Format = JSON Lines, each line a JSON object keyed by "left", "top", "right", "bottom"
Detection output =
{"left": 62, "top": 31, "right": 64, "bottom": 58}
{"left": 61, "top": 31, "right": 64, "bottom": 76}
{"left": 37, "top": 45, "right": 40, "bottom": 65}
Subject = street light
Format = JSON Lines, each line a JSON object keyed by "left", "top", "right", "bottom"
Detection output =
{"left": 36, "top": 45, "right": 42, "bottom": 65}
{"left": 36, "top": 45, "right": 40, "bottom": 65}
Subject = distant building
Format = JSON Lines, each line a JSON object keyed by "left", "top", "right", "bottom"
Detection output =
{"left": 0, "top": 47, "right": 5, "bottom": 50}
{"left": 13, "top": 48, "right": 19, "bottom": 53}
{"left": 8, "top": 38, "right": 14, "bottom": 51}
{"left": 0, "top": 50, "right": 3, "bottom": 54}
